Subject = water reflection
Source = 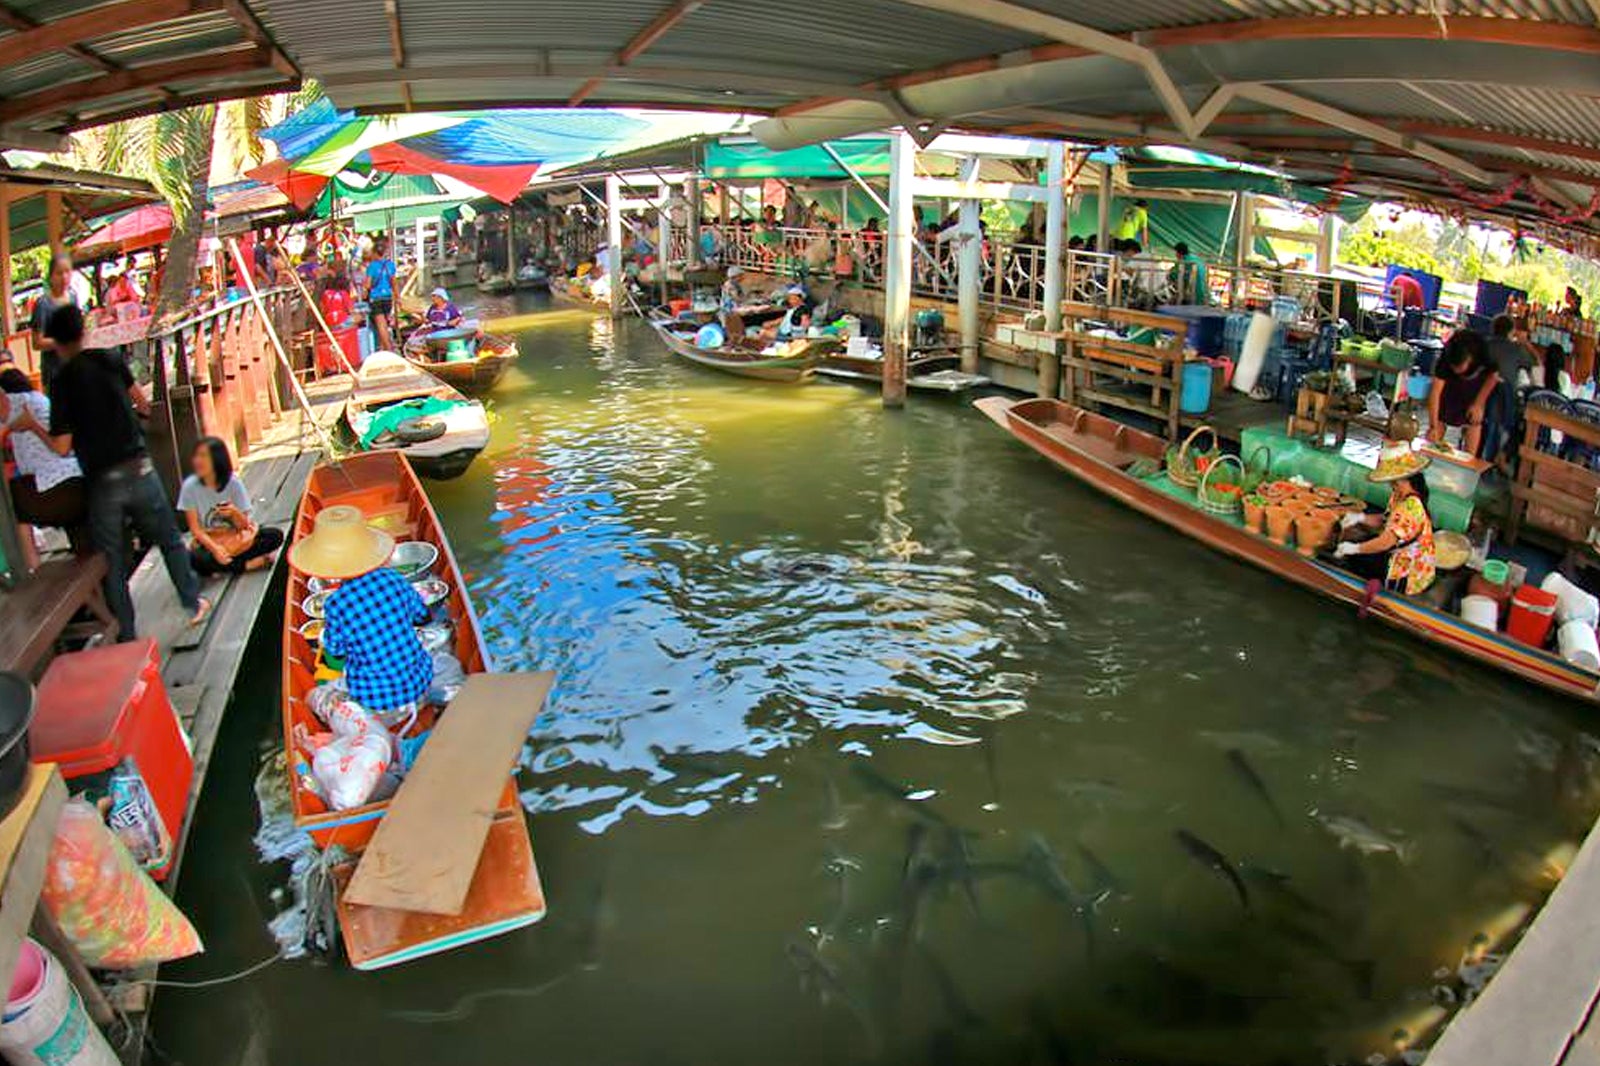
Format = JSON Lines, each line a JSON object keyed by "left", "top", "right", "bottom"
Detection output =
{"left": 153, "top": 298, "right": 1600, "bottom": 1066}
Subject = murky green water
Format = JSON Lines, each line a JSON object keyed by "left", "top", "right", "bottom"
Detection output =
{"left": 154, "top": 295, "right": 1600, "bottom": 1066}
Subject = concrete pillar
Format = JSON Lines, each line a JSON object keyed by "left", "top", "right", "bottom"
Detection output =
{"left": 957, "top": 158, "right": 981, "bottom": 375}
{"left": 1095, "top": 161, "right": 1112, "bottom": 253}
{"left": 883, "top": 130, "right": 915, "bottom": 409}
{"left": 0, "top": 183, "right": 12, "bottom": 336}
{"left": 437, "top": 215, "right": 447, "bottom": 259}
{"left": 606, "top": 174, "right": 624, "bottom": 318}
{"left": 686, "top": 175, "right": 701, "bottom": 267}
{"left": 1234, "top": 192, "right": 1251, "bottom": 273}
{"left": 1317, "top": 212, "right": 1339, "bottom": 274}
{"left": 415, "top": 217, "right": 429, "bottom": 290}
{"left": 1043, "top": 142, "right": 1066, "bottom": 332}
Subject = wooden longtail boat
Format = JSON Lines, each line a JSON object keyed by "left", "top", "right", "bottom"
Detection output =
{"left": 548, "top": 275, "right": 607, "bottom": 309}
{"left": 650, "top": 316, "right": 837, "bottom": 383}
{"left": 344, "top": 353, "right": 490, "bottom": 480}
{"left": 817, "top": 351, "right": 990, "bottom": 395}
{"left": 284, "top": 452, "right": 545, "bottom": 969}
{"left": 401, "top": 327, "right": 517, "bottom": 396}
{"left": 476, "top": 274, "right": 514, "bottom": 295}
{"left": 977, "top": 396, "right": 1600, "bottom": 703}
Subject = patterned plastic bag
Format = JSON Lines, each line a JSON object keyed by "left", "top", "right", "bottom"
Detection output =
{"left": 41, "top": 800, "right": 202, "bottom": 969}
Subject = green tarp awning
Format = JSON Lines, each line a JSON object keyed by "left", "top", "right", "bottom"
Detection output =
{"left": 702, "top": 140, "right": 893, "bottom": 180}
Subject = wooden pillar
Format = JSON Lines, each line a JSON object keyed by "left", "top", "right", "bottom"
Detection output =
{"left": 686, "top": 175, "right": 701, "bottom": 267}
{"left": 882, "top": 130, "right": 915, "bottom": 409}
{"left": 1095, "top": 161, "right": 1112, "bottom": 253}
{"left": 606, "top": 174, "right": 624, "bottom": 318}
{"left": 193, "top": 317, "right": 219, "bottom": 437}
{"left": 0, "top": 182, "right": 13, "bottom": 336}
{"left": 718, "top": 183, "right": 729, "bottom": 229}
{"left": 957, "top": 158, "right": 981, "bottom": 375}
{"left": 44, "top": 192, "right": 62, "bottom": 253}
{"left": 1317, "top": 211, "right": 1339, "bottom": 275}
{"left": 1043, "top": 142, "right": 1066, "bottom": 332}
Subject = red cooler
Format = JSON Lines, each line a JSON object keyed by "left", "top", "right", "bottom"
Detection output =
{"left": 31, "top": 640, "right": 192, "bottom": 880}
{"left": 315, "top": 324, "right": 361, "bottom": 375}
{"left": 1507, "top": 584, "right": 1560, "bottom": 648}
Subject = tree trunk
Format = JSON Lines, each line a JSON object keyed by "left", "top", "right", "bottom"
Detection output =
{"left": 156, "top": 105, "right": 218, "bottom": 320}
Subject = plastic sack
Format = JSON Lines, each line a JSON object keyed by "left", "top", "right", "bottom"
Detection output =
{"left": 313, "top": 733, "right": 392, "bottom": 811}
{"left": 41, "top": 800, "right": 202, "bottom": 969}
{"left": 428, "top": 651, "right": 466, "bottom": 706}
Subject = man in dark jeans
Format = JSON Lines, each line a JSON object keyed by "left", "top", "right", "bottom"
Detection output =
{"left": 45, "top": 305, "right": 209, "bottom": 639}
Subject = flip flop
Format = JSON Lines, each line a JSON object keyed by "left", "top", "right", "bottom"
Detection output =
{"left": 187, "top": 597, "right": 213, "bottom": 627}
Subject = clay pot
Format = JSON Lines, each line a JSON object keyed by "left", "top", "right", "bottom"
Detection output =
{"left": 1242, "top": 497, "right": 1266, "bottom": 534}
{"left": 1295, "top": 511, "right": 1336, "bottom": 557}
{"left": 1312, "top": 486, "right": 1340, "bottom": 503}
{"left": 1265, "top": 505, "right": 1295, "bottom": 545}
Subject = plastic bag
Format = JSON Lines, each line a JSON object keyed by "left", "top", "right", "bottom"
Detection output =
{"left": 312, "top": 732, "right": 392, "bottom": 811}
{"left": 41, "top": 800, "right": 202, "bottom": 969}
{"left": 428, "top": 650, "right": 466, "bottom": 706}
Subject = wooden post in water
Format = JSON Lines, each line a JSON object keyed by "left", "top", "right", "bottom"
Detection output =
{"left": 882, "top": 130, "right": 915, "bottom": 409}
{"left": 686, "top": 175, "right": 701, "bottom": 267}
{"left": 1039, "top": 141, "right": 1066, "bottom": 399}
{"left": 606, "top": 174, "right": 624, "bottom": 318}
{"left": 957, "top": 157, "right": 982, "bottom": 375}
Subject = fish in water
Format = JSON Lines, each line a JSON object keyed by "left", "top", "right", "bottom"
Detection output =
{"left": 650, "top": 745, "right": 742, "bottom": 783}
{"left": 1075, "top": 842, "right": 1126, "bottom": 903}
{"left": 1173, "top": 830, "right": 1251, "bottom": 911}
{"left": 821, "top": 845, "right": 860, "bottom": 944}
{"left": 1226, "top": 749, "right": 1285, "bottom": 827}
{"left": 1196, "top": 730, "right": 1285, "bottom": 757}
{"left": 941, "top": 827, "right": 984, "bottom": 919}
{"left": 919, "top": 944, "right": 985, "bottom": 1029}
{"left": 1022, "top": 835, "right": 1100, "bottom": 956}
{"left": 1240, "top": 864, "right": 1335, "bottom": 921}
{"left": 785, "top": 940, "right": 882, "bottom": 1052}
{"left": 820, "top": 771, "right": 851, "bottom": 832}
{"left": 1316, "top": 813, "right": 1414, "bottom": 862}
{"left": 851, "top": 761, "right": 953, "bottom": 827}
{"left": 1271, "top": 916, "right": 1376, "bottom": 1000}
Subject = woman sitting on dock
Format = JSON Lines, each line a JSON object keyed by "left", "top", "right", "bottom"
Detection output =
{"left": 178, "top": 436, "right": 284, "bottom": 576}
{"left": 1333, "top": 442, "right": 1436, "bottom": 600}
{"left": 0, "top": 367, "right": 87, "bottom": 561}
{"left": 289, "top": 506, "right": 433, "bottom": 715}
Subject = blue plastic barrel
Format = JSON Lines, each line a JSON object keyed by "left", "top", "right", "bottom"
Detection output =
{"left": 1180, "top": 361, "right": 1213, "bottom": 414}
{"left": 695, "top": 323, "right": 726, "bottom": 349}
{"left": 1406, "top": 371, "right": 1432, "bottom": 400}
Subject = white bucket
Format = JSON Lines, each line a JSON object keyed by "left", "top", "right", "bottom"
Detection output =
{"left": 0, "top": 940, "right": 117, "bottom": 1066}
{"left": 1460, "top": 594, "right": 1500, "bottom": 631}
{"left": 1230, "top": 312, "right": 1275, "bottom": 394}
{"left": 1559, "top": 620, "right": 1600, "bottom": 671}
{"left": 1541, "top": 572, "right": 1600, "bottom": 626}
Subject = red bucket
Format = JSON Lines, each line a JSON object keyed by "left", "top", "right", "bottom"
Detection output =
{"left": 1507, "top": 584, "right": 1559, "bottom": 647}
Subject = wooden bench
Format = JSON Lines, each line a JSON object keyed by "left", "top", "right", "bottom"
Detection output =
{"left": 0, "top": 556, "right": 116, "bottom": 678}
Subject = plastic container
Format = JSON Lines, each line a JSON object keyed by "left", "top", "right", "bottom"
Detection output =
{"left": 1558, "top": 620, "right": 1600, "bottom": 670}
{"left": 1231, "top": 312, "right": 1275, "bottom": 394}
{"left": 695, "top": 323, "right": 726, "bottom": 349}
{"left": 0, "top": 939, "right": 118, "bottom": 1065}
{"left": 1507, "top": 584, "right": 1560, "bottom": 647}
{"left": 1406, "top": 372, "right": 1432, "bottom": 400}
{"left": 1180, "top": 361, "right": 1213, "bottom": 414}
{"left": 31, "top": 640, "right": 192, "bottom": 881}
{"left": 1542, "top": 572, "right": 1600, "bottom": 625}
{"left": 1481, "top": 559, "right": 1510, "bottom": 585}
{"left": 1460, "top": 594, "right": 1500, "bottom": 630}
{"left": 1428, "top": 490, "right": 1474, "bottom": 533}
{"left": 314, "top": 325, "right": 361, "bottom": 375}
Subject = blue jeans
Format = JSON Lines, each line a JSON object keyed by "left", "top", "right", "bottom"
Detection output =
{"left": 1482, "top": 385, "right": 1513, "bottom": 463}
{"left": 87, "top": 460, "right": 201, "bottom": 640}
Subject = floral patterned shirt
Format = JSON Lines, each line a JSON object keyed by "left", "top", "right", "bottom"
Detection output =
{"left": 1385, "top": 494, "right": 1436, "bottom": 595}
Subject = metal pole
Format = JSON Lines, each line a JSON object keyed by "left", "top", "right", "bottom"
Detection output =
{"left": 1095, "top": 160, "right": 1112, "bottom": 253}
{"left": 606, "top": 174, "right": 624, "bottom": 319}
{"left": 883, "top": 130, "right": 915, "bottom": 410}
{"left": 957, "top": 157, "right": 981, "bottom": 375}
{"left": 1043, "top": 142, "right": 1066, "bottom": 332}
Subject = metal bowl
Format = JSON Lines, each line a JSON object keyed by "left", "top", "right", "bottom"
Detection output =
{"left": 306, "top": 576, "right": 340, "bottom": 596}
{"left": 414, "top": 578, "right": 450, "bottom": 608}
{"left": 302, "top": 590, "right": 333, "bottom": 620}
{"left": 298, "top": 619, "right": 325, "bottom": 646}
{"left": 416, "top": 622, "right": 454, "bottom": 655}
{"left": 389, "top": 541, "right": 440, "bottom": 581}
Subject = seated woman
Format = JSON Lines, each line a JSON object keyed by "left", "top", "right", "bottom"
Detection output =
{"left": 0, "top": 367, "right": 87, "bottom": 564}
{"left": 422, "top": 287, "right": 463, "bottom": 331}
{"left": 1334, "top": 441, "right": 1436, "bottom": 602}
{"left": 178, "top": 437, "right": 284, "bottom": 576}
{"left": 1428, "top": 330, "right": 1498, "bottom": 455}
{"left": 289, "top": 505, "right": 433, "bottom": 715}
{"left": 759, "top": 285, "right": 814, "bottom": 343}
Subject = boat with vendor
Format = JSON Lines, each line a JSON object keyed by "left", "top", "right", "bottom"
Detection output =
{"left": 282, "top": 452, "right": 547, "bottom": 970}
{"left": 978, "top": 396, "right": 1600, "bottom": 704}
{"left": 344, "top": 353, "right": 491, "bottom": 479}
{"left": 400, "top": 288, "right": 517, "bottom": 395}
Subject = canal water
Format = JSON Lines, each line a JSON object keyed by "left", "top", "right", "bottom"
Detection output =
{"left": 154, "top": 296, "right": 1600, "bottom": 1065}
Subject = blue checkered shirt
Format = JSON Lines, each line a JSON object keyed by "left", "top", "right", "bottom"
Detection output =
{"left": 322, "top": 567, "right": 434, "bottom": 711}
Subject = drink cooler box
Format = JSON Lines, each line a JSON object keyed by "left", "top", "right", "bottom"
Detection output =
{"left": 30, "top": 640, "right": 193, "bottom": 881}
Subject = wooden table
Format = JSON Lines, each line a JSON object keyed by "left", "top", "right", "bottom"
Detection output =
{"left": 0, "top": 556, "right": 116, "bottom": 679}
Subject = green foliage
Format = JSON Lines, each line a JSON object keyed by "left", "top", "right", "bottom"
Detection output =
{"left": 9, "top": 246, "right": 48, "bottom": 284}
{"left": 1338, "top": 217, "right": 1445, "bottom": 277}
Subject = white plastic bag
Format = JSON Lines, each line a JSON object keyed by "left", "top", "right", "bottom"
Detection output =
{"left": 312, "top": 732, "right": 392, "bottom": 811}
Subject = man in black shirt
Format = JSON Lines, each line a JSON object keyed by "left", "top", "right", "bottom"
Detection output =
{"left": 46, "top": 306, "right": 208, "bottom": 639}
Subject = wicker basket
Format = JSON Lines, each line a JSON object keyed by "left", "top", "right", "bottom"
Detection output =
{"left": 1198, "top": 454, "right": 1246, "bottom": 518}
{"left": 1166, "top": 425, "right": 1218, "bottom": 489}
{"left": 1241, "top": 444, "right": 1273, "bottom": 494}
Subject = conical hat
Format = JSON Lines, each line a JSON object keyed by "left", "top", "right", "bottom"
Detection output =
{"left": 1368, "top": 439, "right": 1431, "bottom": 483}
{"left": 287, "top": 505, "right": 394, "bottom": 579}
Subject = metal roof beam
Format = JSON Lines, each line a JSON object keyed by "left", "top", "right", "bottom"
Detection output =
{"left": 325, "top": 62, "right": 881, "bottom": 103}
{"left": 0, "top": 0, "right": 219, "bottom": 71}
{"left": 0, "top": 46, "right": 272, "bottom": 124}
{"left": 216, "top": 0, "right": 297, "bottom": 77}
{"left": 1141, "top": 14, "right": 1600, "bottom": 57}
{"left": 569, "top": 0, "right": 704, "bottom": 106}
{"left": 1231, "top": 83, "right": 1493, "bottom": 186}
{"left": 891, "top": 0, "right": 1200, "bottom": 138}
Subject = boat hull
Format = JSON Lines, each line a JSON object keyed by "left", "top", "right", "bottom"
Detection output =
{"left": 401, "top": 335, "right": 516, "bottom": 396}
{"left": 343, "top": 353, "right": 490, "bottom": 480}
{"left": 976, "top": 396, "right": 1600, "bottom": 703}
{"left": 817, "top": 352, "right": 989, "bottom": 394}
{"left": 650, "top": 318, "right": 828, "bottom": 383}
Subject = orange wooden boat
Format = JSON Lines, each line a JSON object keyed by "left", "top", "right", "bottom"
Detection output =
{"left": 977, "top": 396, "right": 1600, "bottom": 704}
{"left": 284, "top": 451, "right": 546, "bottom": 969}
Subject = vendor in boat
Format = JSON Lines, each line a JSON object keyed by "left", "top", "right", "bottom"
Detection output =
{"left": 760, "top": 285, "right": 815, "bottom": 343}
{"left": 423, "top": 287, "right": 464, "bottom": 331}
{"left": 718, "top": 266, "right": 747, "bottom": 334}
{"left": 289, "top": 505, "right": 433, "bottom": 715}
{"left": 1332, "top": 441, "right": 1436, "bottom": 599}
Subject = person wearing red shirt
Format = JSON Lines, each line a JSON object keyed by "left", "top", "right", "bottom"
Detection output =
{"left": 1389, "top": 273, "right": 1425, "bottom": 310}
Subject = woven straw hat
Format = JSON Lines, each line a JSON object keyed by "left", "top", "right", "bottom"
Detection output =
{"left": 287, "top": 505, "right": 394, "bottom": 579}
{"left": 1368, "top": 439, "right": 1431, "bottom": 483}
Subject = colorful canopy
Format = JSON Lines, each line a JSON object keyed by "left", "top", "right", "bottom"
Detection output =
{"left": 74, "top": 203, "right": 172, "bottom": 256}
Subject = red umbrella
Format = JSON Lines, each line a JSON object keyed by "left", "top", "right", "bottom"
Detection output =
{"left": 74, "top": 203, "right": 173, "bottom": 256}
{"left": 244, "top": 158, "right": 331, "bottom": 210}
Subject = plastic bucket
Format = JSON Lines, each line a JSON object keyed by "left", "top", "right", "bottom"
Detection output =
{"left": 1460, "top": 594, "right": 1499, "bottom": 631}
{"left": 1542, "top": 572, "right": 1600, "bottom": 625}
{"left": 0, "top": 939, "right": 117, "bottom": 1066}
{"left": 1180, "top": 361, "right": 1213, "bottom": 414}
{"left": 1406, "top": 372, "right": 1432, "bottom": 401}
{"left": 1507, "top": 584, "right": 1560, "bottom": 647}
{"left": 1559, "top": 620, "right": 1600, "bottom": 670}
{"left": 694, "top": 324, "right": 726, "bottom": 349}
